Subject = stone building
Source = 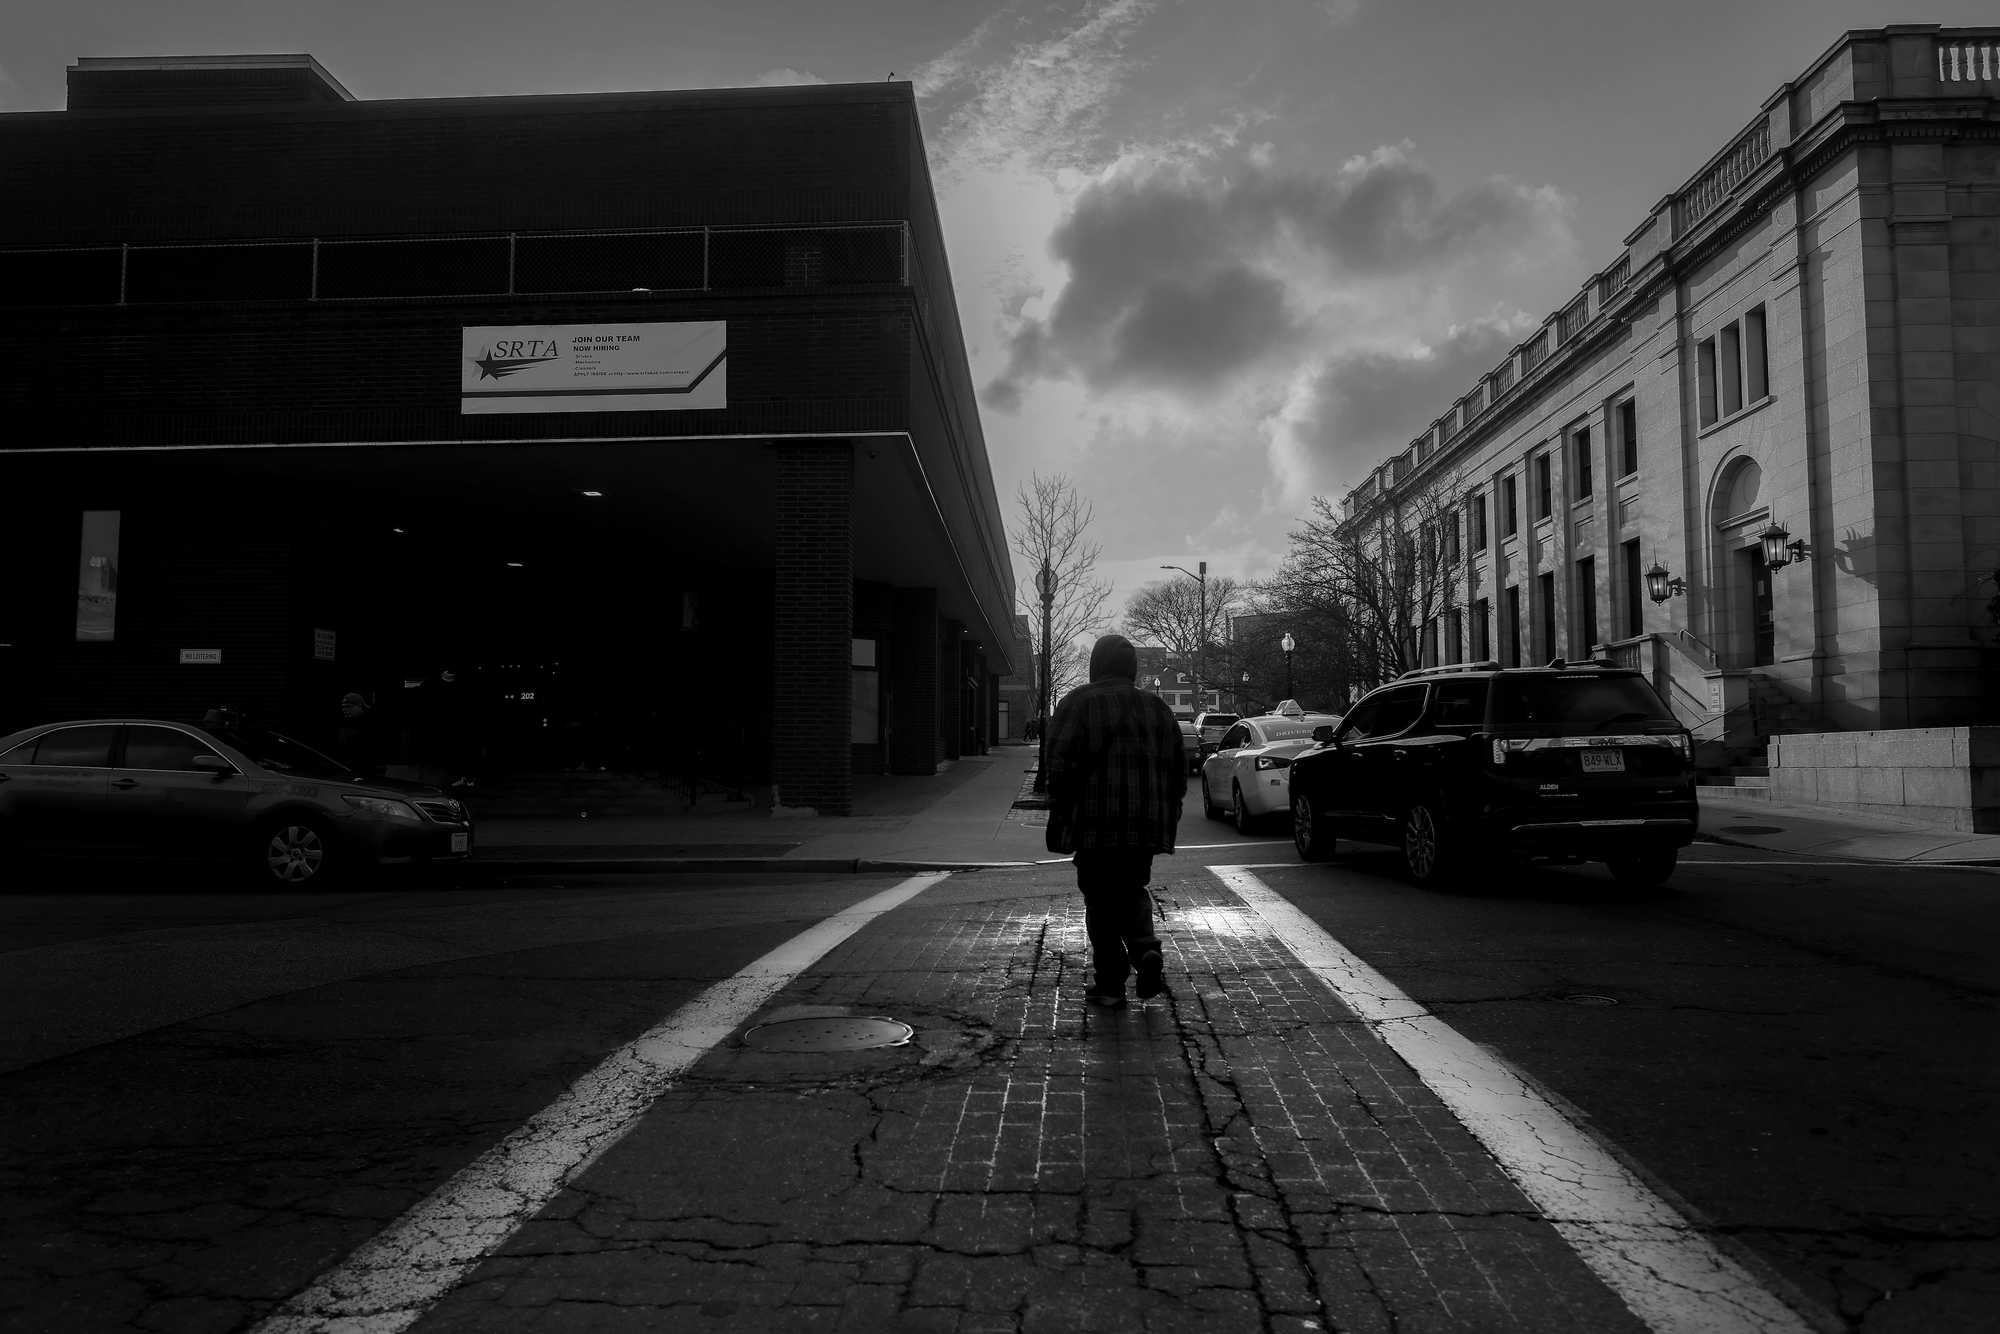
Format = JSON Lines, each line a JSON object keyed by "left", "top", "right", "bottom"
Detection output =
{"left": 1334, "top": 24, "right": 2000, "bottom": 804}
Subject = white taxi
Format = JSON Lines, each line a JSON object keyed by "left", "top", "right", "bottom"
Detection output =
{"left": 1198, "top": 700, "right": 1343, "bottom": 834}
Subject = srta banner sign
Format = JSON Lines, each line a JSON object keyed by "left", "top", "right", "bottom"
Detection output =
{"left": 460, "top": 322, "right": 726, "bottom": 414}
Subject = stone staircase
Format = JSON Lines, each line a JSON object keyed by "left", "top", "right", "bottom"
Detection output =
{"left": 1697, "top": 749, "right": 1770, "bottom": 802}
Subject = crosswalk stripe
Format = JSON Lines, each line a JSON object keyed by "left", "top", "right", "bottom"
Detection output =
{"left": 250, "top": 872, "right": 952, "bottom": 1334}
{"left": 1211, "top": 864, "right": 1817, "bottom": 1334}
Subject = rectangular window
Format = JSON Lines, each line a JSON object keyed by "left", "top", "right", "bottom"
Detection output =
{"left": 1502, "top": 476, "right": 1519, "bottom": 536}
{"left": 1719, "top": 322, "right": 1743, "bottom": 416}
{"left": 1471, "top": 493, "right": 1488, "bottom": 550}
{"left": 1622, "top": 538, "right": 1644, "bottom": 638}
{"left": 1698, "top": 337, "right": 1718, "bottom": 426}
{"left": 1745, "top": 305, "right": 1769, "bottom": 401}
{"left": 1444, "top": 509, "right": 1461, "bottom": 565}
{"left": 76, "top": 510, "right": 121, "bottom": 643}
{"left": 1538, "top": 571, "right": 1557, "bottom": 660}
{"left": 1618, "top": 399, "right": 1638, "bottom": 476}
{"left": 1572, "top": 426, "right": 1593, "bottom": 500}
{"left": 1445, "top": 607, "right": 1464, "bottom": 663}
{"left": 1534, "top": 453, "right": 1553, "bottom": 520}
{"left": 1503, "top": 586, "right": 1522, "bottom": 667}
{"left": 851, "top": 638, "right": 881, "bottom": 744}
{"left": 1576, "top": 556, "right": 1597, "bottom": 653}
{"left": 1471, "top": 597, "right": 1490, "bottom": 660}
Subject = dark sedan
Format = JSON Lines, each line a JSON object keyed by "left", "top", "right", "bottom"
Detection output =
{"left": 0, "top": 718, "right": 473, "bottom": 887}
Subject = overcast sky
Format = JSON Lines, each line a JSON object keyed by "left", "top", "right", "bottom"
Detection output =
{"left": 4, "top": 0, "right": 1988, "bottom": 635}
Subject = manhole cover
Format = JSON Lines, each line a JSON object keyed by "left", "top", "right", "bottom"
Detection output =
{"left": 1560, "top": 993, "right": 1620, "bottom": 1007}
{"left": 744, "top": 1016, "right": 914, "bottom": 1052}
{"left": 1722, "top": 824, "right": 1784, "bottom": 835}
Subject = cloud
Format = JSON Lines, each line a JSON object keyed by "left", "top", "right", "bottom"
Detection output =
{"left": 1268, "top": 312, "right": 1536, "bottom": 506}
{"left": 985, "top": 144, "right": 1570, "bottom": 408}
{"left": 914, "top": 0, "right": 1159, "bottom": 175}
{"left": 749, "top": 68, "right": 827, "bottom": 86}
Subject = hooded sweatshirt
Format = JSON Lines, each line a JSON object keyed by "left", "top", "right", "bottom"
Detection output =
{"left": 1042, "top": 633, "right": 1188, "bottom": 853}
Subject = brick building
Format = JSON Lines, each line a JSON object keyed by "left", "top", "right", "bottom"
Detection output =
{"left": 1334, "top": 26, "right": 2000, "bottom": 789}
{"left": 0, "top": 55, "right": 1015, "bottom": 815}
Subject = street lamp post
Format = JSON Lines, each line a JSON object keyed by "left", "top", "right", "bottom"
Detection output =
{"left": 1282, "top": 631, "right": 1296, "bottom": 700}
{"left": 1033, "top": 558, "right": 1055, "bottom": 793}
{"left": 1159, "top": 560, "right": 1207, "bottom": 717}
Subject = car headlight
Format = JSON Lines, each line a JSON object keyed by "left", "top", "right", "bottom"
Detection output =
{"left": 342, "top": 795, "right": 421, "bottom": 823}
{"left": 1254, "top": 754, "right": 1292, "bottom": 771}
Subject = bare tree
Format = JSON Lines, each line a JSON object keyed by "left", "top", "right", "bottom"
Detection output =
{"left": 1122, "top": 573, "right": 1246, "bottom": 708}
{"left": 1013, "top": 473, "right": 1113, "bottom": 715}
{"left": 1262, "top": 490, "right": 1464, "bottom": 690}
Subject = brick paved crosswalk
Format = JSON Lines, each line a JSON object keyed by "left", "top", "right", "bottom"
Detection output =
{"left": 417, "top": 868, "right": 1652, "bottom": 1332}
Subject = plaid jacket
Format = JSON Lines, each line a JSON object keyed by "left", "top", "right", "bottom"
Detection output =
{"left": 1043, "top": 677, "right": 1188, "bottom": 854}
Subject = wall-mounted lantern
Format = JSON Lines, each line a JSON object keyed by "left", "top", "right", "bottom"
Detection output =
{"left": 1645, "top": 561, "right": 1687, "bottom": 604}
{"left": 1760, "top": 522, "right": 1812, "bottom": 570}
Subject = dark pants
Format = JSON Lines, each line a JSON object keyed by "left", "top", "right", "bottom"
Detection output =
{"left": 1073, "top": 848, "right": 1160, "bottom": 989}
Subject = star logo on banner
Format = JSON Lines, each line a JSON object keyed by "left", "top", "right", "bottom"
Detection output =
{"left": 472, "top": 349, "right": 560, "bottom": 380}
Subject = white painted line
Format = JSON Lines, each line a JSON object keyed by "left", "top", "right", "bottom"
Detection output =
{"left": 1689, "top": 858, "right": 2000, "bottom": 871}
{"left": 1210, "top": 865, "right": 1815, "bottom": 1334}
{"left": 1176, "top": 839, "right": 1294, "bottom": 849}
{"left": 252, "top": 872, "right": 951, "bottom": 1334}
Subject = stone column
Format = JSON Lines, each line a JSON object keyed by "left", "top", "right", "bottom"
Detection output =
{"left": 773, "top": 442, "right": 853, "bottom": 815}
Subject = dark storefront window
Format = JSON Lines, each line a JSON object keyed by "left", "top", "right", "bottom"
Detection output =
{"left": 75, "top": 510, "right": 120, "bottom": 643}
{"left": 852, "top": 638, "right": 881, "bottom": 744}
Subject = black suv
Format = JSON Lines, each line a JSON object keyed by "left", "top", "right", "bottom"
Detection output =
{"left": 1286, "top": 659, "right": 1697, "bottom": 888}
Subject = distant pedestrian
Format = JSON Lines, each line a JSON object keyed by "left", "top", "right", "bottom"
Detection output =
{"left": 1042, "top": 633, "right": 1188, "bottom": 1008}
{"left": 333, "top": 691, "right": 383, "bottom": 775}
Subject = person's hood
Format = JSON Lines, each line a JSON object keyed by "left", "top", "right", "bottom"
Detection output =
{"left": 1087, "top": 634, "right": 1139, "bottom": 682}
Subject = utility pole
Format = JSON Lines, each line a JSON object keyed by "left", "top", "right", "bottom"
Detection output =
{"left": 1033, "top": 558, "right": 1055, "bottom": 792}
{"left": 1159, "top": 560, "right": 1207, "bottom": 715}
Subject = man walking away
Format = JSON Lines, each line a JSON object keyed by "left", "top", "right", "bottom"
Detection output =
{"left": 1043, "top": 633, "right": 1188, "bottom": 1007}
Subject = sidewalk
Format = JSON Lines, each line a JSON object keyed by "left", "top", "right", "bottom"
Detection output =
{"left": 469, "top": 743, "right": 2000, "bottom": 873}
{"left": 472, "top": 744, "right": 1056, "bottom": 873}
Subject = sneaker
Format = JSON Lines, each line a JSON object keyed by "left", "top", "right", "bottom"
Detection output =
{"left": 1134, "top": 949, "right": 1168, "bottom": 1000}
{"left": 1084, "top": 984, "right": 1126, "bottom": 1008}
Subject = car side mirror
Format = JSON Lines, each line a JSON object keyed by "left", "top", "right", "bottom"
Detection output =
{"left": 1312, "top": 724, "right": 1335, "bottom": 744}
{"left": 191, "top": 754, "right": 233, "bottom": 777}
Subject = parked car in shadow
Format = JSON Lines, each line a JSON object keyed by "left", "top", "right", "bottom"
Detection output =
{"left": 0, "top": 717, "right": 474, "bottom": 888}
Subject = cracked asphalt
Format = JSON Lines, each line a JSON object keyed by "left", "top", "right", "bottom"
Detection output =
{"left": 1, "top": 839, "right": 1995, "bottom": 1332}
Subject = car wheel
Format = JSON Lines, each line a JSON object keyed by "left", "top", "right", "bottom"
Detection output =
{"left": 1606, "top": 848, "right": 1678, "bottom": 890}
{"left": 1232, "top": 783, "right": 1257, "bottom": 834}
{"left": 1292, "top": 793, "right": 1335, "bottom": 862}
{"left": 1400, "top": 800, "right": 1457, "bottom": 886}
{"left": 257, "top": 816, "right": 337, "bottom": 889}
{"left": 1202, "top": 773, "right": 1226, "bottom": 820}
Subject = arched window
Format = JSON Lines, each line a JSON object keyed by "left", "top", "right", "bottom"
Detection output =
{"left": 1718, "top": 459, "right": 1762, "bottom": 522}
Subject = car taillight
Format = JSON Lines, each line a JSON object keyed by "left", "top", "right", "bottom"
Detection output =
{"left": 1672, "top": 732, "right": 1692, "bottom": 760}
{"left": 1254, "top": 754, "right": 1292, "bottom": 771}
{"left": 1491, "top": 738, "right": 1533, "bottom": 766}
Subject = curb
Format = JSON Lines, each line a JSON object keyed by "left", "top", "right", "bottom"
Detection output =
{"left": 468, "top": 855, "right": 1047, "bottom": 877}
{"left": 1695, "top": 831, "right": 2000, "bottom": 867}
